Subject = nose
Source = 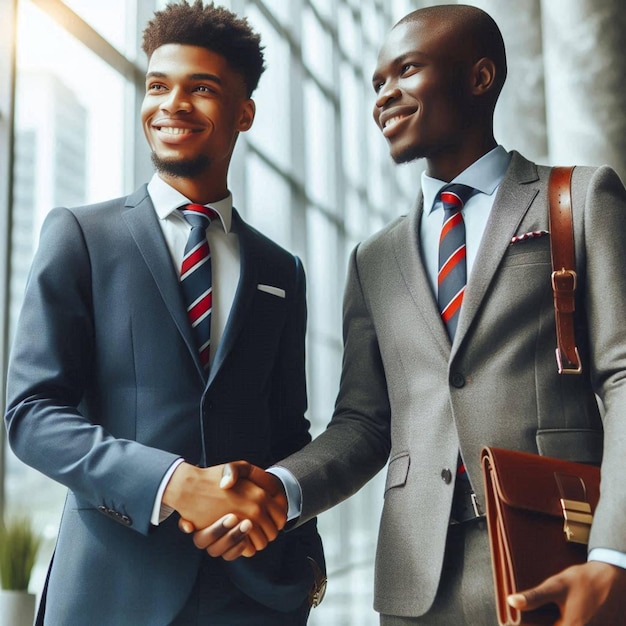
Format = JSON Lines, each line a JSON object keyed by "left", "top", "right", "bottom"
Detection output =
{"left": 375, "top": 81, "right": 401, "bottom": 110}
{"left": 160, "top": 86, "right": 192, "bottom": 113}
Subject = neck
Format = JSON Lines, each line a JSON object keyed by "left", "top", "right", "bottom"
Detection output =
{"left": 426, "top": 135, "right": 497, "bottom": 182}
{"left": 160, "top": 173, "right": 229, "bottom": 205}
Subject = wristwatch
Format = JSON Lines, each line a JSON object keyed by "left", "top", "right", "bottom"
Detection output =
{"left": 307, "top": 556, "right": 327, "bottom": 608}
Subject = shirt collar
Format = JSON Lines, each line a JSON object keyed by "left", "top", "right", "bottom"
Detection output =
{"left": 422, "top": 145, "right": 512, "bottom": 214}
{"left": 147, "top": 173, "right": 233, "bottom": 232}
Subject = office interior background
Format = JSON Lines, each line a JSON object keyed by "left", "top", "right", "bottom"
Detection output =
{"left": 0, "top": 0, "right": 625, "bottom": 623}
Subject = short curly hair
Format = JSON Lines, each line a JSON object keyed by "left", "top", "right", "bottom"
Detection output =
{"left": 142, "top": 0, "right": 265, "bottom": 96}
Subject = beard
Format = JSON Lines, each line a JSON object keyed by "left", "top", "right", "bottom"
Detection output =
{"left": 151, "top": 153, "right": 211, "bottom": 178}
{"left": 390, "top": 143, "right": 423, "bottom": 165}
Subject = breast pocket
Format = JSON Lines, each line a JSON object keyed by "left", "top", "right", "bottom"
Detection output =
{"left": 501, "top": 236, "right": 552, "bottom": 268}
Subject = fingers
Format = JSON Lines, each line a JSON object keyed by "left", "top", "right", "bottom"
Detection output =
{"left": 179, "top": 518, "right": 195, "bottom": 534}
{"left": 508, "top": 575, "right": 566, "bottom": 612}
{"left": 219, "top": 461, "right": 284, "bottom": 497}
{"left": 192, "top": 514, "right": 248, "bottom": 547}
{"left": 228, "top": 478, "right": 287, "bottom": 549}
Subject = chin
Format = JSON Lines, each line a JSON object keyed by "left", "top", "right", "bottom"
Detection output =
{"left": 151, "top": 153, "right": 210, "bottom": 178}
{"left": 390, "top": 144, "right": 423, "bottom": 165}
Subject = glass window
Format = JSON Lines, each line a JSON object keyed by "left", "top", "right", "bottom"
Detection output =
{"left": 302, "top": 5, "right": 334, "bottom": 88}
{"left": 304, "top": 79, "right": 337, "bottom": 209}
{"left": 244, "top": 152, "right": 292, "bottom": 250}
{"left": 259, "top": 0, "right": 291, "bottom": 28}
{"left": 6, "top": 0, "right": 135, "bottom": 594}
{"left": 59, "top": 0, "right": 135, "bottom": 56}
{"left": 246, "top": 5, "right": 293, "bottom": 173}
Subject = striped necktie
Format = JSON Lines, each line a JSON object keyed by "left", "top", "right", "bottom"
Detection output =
{"left": 179, "top": 203, "right": 218, "bottom": 371}
{"left": 437, "top": 184, "right": 474, "bottom": 340}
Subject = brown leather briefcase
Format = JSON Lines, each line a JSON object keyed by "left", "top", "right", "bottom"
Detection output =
{"left": 481, "top": 446, "right": 600, "bottom": 625}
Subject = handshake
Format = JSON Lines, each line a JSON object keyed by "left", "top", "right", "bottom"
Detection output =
{"left": 162, "top": 460, "right": 286, "bottom": 560}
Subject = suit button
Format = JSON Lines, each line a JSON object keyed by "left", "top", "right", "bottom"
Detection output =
{"left": 441, "top": 468, "right": 453, "bottom": 484}
{"left": 450, "top": 372, "right": 465, "bottom": 388}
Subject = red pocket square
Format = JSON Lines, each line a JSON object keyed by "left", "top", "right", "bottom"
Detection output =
{"left": 510, "top": 230, "right": 549, "bottom": 244}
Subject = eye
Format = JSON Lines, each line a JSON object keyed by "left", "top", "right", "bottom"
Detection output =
{"left": 194, "top": 85, "right": 218, "bottom": 95}
{"left": 146, "top": 82, "right": 167, "bottom": 93}
{"left": 401, "top": 63, "right": 416, "bottom": 74}
{"left": 373, "top": 81, "right": 385, "bottom": 94}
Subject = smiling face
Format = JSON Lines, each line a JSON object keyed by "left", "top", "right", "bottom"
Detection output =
{"left": 141, "top": 43, "right": 255, "bottom": 195}
{"left": 372, "top": 18, "right": 492, "bottom": 178}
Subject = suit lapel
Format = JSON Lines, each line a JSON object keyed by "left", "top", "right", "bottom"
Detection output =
{"left": 392, "top": 195, "right": 452, "bottom": 357}
{"left": 207, "top": 209, "right": 258, "bottom": 388}
{"left": 121, "top": 186, "right": 205, "bottom": 380}
{"left": 454, "top": 152, "right": 540, "bottom": 351}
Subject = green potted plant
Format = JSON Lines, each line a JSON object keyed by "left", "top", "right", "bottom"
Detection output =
{"left": 0, "top": 515, "right": 41, "bottom": 626}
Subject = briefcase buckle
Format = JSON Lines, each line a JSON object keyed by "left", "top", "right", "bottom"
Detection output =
{"left": 560, "top": 498, "right": 593, "bottom": 544}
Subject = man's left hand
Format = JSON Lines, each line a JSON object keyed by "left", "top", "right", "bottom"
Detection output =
{"left": 507, "top": 561, "right": 626, "bottom": 625}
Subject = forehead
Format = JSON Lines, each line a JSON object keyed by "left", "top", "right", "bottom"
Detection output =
{"left": 148, "top": 43, "right": 228, "bottom": 74}
{"left": 373, "top": 19, "right": 458, "bottom": 77}
{"left": 146, "top": 43, "right": 247, "bottom": 96}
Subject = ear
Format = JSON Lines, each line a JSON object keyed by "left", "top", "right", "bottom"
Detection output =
{"left": 471, "top": 57, "right": 497, "bottom": 96}
{"left": 237, "top": 99, "right": 256, "bottom": 132}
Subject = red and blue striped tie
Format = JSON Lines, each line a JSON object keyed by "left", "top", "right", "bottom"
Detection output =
{"left": 179, "top": 203, "right": 217, "bottom": 371}
{"left": 437, "top": 184, "right": 474, "bottom": 340}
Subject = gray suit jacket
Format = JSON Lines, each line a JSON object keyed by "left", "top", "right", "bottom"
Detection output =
{"left": 278, "top": 151, "right": 626, "bottom": 617}
{"left": 5, "top": 185, "right": 324, "bottom": 624}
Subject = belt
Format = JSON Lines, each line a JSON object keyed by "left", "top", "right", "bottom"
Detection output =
{"left": 450, "top": 481, "right": 485, "bottom": 525}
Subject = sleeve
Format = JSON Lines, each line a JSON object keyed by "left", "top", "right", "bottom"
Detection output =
{"left": 277, "top": 246, "right": 391, "bottom": 525}
{"left": 4, "top": 207, "right": 180, "bottom": 535}
{"left": 578, "top": 166, "right": 626, "bottom": 554}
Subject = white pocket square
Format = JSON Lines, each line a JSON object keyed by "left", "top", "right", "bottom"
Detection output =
{"left": 257, "top": 284, "right": 286, "bottom": 298}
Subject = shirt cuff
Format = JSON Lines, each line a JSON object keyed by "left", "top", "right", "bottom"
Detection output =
{"left": 267, "top": 466, "right": 302, "bottom": 521}
{"left": 150, "top": 458, "right": 185, "bottom": 526}
{"left": 588, "top": 548, "right": 626, "bottom": 570}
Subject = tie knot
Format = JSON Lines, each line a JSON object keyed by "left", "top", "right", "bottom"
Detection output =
{"left": 180, "top": 203, "right": 218, "bottom": 228}
{"left": 439, "top": 184, "right": 475, "bottom": 213}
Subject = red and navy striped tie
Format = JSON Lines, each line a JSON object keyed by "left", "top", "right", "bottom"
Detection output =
{"left": 437, "top": 184, "right": 474, "bottom": 340}
{"left": 179, "top": 203, "right": 217, "bottom": 371}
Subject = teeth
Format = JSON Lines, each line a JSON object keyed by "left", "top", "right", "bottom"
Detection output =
{"left": 384, "top": 115, "right": 407, "bottom": 129}
{"left": 158, "top": 127, "right": 193, "bottom": 135}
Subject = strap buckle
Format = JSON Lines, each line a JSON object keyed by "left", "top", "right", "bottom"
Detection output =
{"left": 555, "top": 346, "right": 582, "bottom": 375}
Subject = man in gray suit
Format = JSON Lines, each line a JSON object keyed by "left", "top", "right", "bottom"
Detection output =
{"left": 4, "top": 1, "right": 324, "bottom": 624}
{"left": 194, "top": 4, "right": 626, "bottom": 625}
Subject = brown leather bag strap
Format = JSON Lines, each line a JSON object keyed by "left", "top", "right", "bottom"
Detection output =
{"left": 548, "top": 165, "right": 582, "bottom": 374}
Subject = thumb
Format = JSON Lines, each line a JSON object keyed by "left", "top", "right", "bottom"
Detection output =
{"left": 219, "top": 461, "right": 255, "bottom": 489}
{"left": 508, "top": 576, "right": 565, "bottom": 612}
{"left": 219, "top": 463, "right": 239, "bottom": 489}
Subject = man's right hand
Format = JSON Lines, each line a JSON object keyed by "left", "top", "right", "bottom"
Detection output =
{"left": 184, "top": 462, "right": 286, "bottom": 559}
{"left": 162, "top": 462, "right": 287, "bottom": 552}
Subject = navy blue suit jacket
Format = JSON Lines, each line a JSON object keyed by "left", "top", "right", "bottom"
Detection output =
{"left": 5, "top": 185, "right": 324, "bottom": 624}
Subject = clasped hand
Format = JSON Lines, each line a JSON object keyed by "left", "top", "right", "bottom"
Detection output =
{"left": 163, "top": 461, "right": 286, "bottom": 558}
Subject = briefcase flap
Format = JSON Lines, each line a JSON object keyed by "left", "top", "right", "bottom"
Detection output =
{"left": 482, "top": 447, "right": 600, "bottom": 521}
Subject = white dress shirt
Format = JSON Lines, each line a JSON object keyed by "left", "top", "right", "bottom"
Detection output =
{"left": 147, "top": 173, "right": 241, "bottom": 524}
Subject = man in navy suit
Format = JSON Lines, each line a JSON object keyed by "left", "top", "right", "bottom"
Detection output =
{"left": 4, "top": 1, "right": 324, "bottom": 624}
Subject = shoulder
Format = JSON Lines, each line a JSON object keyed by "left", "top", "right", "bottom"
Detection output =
{"left": 355, "top": 214, "right": 408, "bottom": 263}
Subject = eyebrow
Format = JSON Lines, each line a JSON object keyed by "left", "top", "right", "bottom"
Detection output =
{"left": 372, "top": 51, "right": 426, "bottom": 82}
{"left": 145, "top": 71, "right": 222, "bottom": 85}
